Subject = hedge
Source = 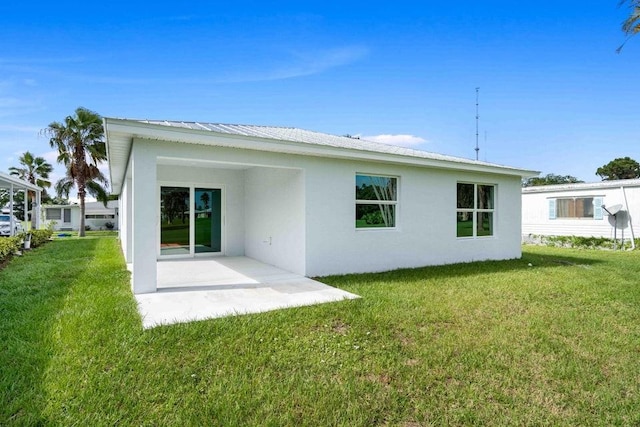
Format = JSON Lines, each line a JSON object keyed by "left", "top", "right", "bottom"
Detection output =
{"left": 29, "top": 229, "right": 53, "bottom": 248}
{"left": 0, "top": 229, "right": 54, "bottom": 264}
{"left": 0, "top": 236, "right": 22, "bottom": 262}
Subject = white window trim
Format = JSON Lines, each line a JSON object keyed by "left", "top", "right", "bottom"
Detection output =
{"left": 355, "top": 173, "right": 399, "bottom": 230}
{"left": 456, "top": 182, "right": 496, "bottom": 239}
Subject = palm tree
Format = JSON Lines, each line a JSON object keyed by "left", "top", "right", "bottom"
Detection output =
{"left": 8, "top": 151, "right": 53, "bottom": 228}
{"left": 618, "top": 0, "right": 640, "bottom": 52}
{"left": 45, "top": 107, "right": 109, "bottom": 237}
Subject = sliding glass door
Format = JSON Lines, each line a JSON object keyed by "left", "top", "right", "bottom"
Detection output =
{"left": 160, "top": 187, "right": 190, "bottom": 256}
{"left": 194, "top": 188, "right": 221, "bottom": 253}
{"left": 160, "top": 186, "right": 222, "bottom": 256}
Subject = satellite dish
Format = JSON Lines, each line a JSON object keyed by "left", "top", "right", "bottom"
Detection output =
{"left": 602, "top": 204, "right": 623, "bottom": 216}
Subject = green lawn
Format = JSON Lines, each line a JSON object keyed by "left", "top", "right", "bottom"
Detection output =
{"left": 2, "top": 238, "right": 640, "bottom": 425}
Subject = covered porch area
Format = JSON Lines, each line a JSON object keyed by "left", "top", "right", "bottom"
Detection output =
{"left": 0, "top": 171, "right": 42, "bottom": 234}
{"left": 134, "top": 256, "right": 359, "bottom": 328}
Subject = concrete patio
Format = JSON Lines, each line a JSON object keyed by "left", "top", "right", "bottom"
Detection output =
{"left": 134, "top": 257, "right": 360, "bottom": 328}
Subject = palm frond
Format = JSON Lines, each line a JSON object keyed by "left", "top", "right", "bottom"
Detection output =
{"left": 86, "top": 180, "right": 110, "bottom": 207}
{"left": 55, "top": 177, "right": 75, "bottom": 199}
{"left": 618, "top": 0, "right": 640, "bottom": 51}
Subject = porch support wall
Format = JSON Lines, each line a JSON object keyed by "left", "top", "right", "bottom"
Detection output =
{"left": 35, "top": 190, "right": 41, "bottom": 229}
{"left": 118, "top": 177, "right": 133, "bottom": 263}
{"left": 9, "top": 184, "right": 14, "bottom": 235}
{"left": 130, "top": 141, "right": 157, "bottom": 294}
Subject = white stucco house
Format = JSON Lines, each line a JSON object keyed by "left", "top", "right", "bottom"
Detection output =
{"left": 105, "top": 118, "right": 537, "bottom": 294}
{"left": 44, "top": 201, "right": 118, "bottom": 231}
{"left": 522, "top": 179, "right": 640, "bottom": 242}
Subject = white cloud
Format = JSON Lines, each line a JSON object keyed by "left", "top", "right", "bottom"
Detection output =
{"left": 41, "top": 150, "right": 59, "bottom": 163}
{"left": 264, "top": 45, "right": 369, "bottom": 81}
{"left": 360, "top": 134, "right": 428, "bottom": 147}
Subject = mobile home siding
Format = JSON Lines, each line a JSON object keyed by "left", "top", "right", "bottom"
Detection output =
{"left": 522, "top": 180, "right": 640, "bottom": 240}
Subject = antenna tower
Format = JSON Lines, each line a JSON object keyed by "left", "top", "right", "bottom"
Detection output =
{"left": 475, "top": 87, "right": 480, "bottom": 160}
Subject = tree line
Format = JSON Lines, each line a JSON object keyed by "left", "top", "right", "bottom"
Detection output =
{"left": 523, "top": 157, "right": 640, "bottom": 187}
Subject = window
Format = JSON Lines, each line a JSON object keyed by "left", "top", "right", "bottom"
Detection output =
{"left": 46, "top": 208, "right": 61, "bottom": 220}
{"left": 355, "top": 174, "right": 397, "bottom": 228}
{"left": 457, "top": 183, "right": 495, "bottom": 237}
{"left": 549, "top": 197, "right": 602, "bottom": 219}
{"left": 85, "top": 214, "right": 115, "bottom": 219}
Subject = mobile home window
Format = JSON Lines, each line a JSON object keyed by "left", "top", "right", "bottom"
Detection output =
{"left": 355, "top": 174, "right": 398, "bottom": 228}
{"left": 46, "top": 208, "right": 62, "bottom": 220}
{"left": 549, "top": 197, "right": 602, "bottom": 219}
{"left": 457, "top": 183, "right": 495, "bottom": 237}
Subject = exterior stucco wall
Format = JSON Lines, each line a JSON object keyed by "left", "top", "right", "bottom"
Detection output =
{"left": 303, "top": 158, "right": 523, "bottom": 276}
{"left": 244, "top": 167, "right": 305, "bottom": 275}
{"left": 119, "top": 178, "right": 132, "bottom": 262}
{"left": 522, "top": 185, "right": 640, "bottom": 239}
{"left": 121, "top": 138, "right": 525, "bottom": 291}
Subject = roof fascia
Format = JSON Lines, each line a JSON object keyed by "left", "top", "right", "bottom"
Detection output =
{"left": 0, "top": 171, "right": 42, "bottom": 192}
{"left": 522, "top": 179, "right": 640, "bottom": 193}
{"left": 106, "top": 118, "right": 538, "bottom": 180}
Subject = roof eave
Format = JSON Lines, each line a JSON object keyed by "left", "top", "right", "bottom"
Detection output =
{"left": 0, "top": 171, "right": 43, "bottom": 192}
{"left": 105, "top": 118, "right": 538, "bottom": 194}
{"left": 522, "top": 178, "right": 640, "bottom": 193}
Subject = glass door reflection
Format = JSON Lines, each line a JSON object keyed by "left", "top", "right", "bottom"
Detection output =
{"left": 160, "top": 186, "right": 190, "bottom": 256}
{"left": 194, "top": 188, "right": 221, "bottom": 253}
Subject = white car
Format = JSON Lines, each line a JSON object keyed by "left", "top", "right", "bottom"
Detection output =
{"left": 0, "top": 214, "right": 23, "bottom": 236}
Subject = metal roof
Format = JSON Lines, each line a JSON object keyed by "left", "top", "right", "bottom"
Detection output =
{"left": 0, "top": 171, "right": 42, "bottom": 192}
{"left": 522, "top": 178, "right": 640, "bottom": 194}
{"left": 141, "top": 120, "right": 517, "bottom": 165}
{"left": 105, "top": 118, "right": 539, "bottom": 195}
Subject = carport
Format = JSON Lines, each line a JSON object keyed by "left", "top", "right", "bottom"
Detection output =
{"left": 0, "top": 171, "right": 42, "bottom": 235}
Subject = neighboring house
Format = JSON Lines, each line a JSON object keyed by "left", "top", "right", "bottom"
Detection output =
{"left": 522, "top": 179, "right": 640, "bottom": 241}
{"left": 84, "top": 200, "right": 118, "bottom": 230}
{"left": 44, "top": 201, "right": 118, "bottom": 231}
{"left": 104, "top": 118, "right": 537, "bottom": 294}
{"left": 44, "top": 205, "right": 79, "bottom": 231}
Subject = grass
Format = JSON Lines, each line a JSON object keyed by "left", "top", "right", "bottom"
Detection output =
{"left": 2, "top": 238, "right": 640, "bottom": 425}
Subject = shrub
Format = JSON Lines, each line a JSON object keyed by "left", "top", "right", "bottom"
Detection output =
{"left": 524, "top": 234, "right": 636, "bottom": 250}
{"left": 104, "top": 221, "right": 114, "bottom": 230}
{"left": 0, "top": 236, "right": 21, "bottom": 262}
{"left": 30, "top": 229, "right": 53, "bottom": 248}
{"left": 363, "top": 210, "right": 384, "bottom": 225}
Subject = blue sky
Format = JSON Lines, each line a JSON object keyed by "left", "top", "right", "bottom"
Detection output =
{"left": 1, "top": 1, "right": 637, "bottom": 194}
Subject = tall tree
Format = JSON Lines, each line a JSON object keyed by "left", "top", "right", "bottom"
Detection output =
{"left": 618, "top": 0, "right": 640, "bottom": 52}
{"left": 45, "top": 107, "right": 109, "bottom": 237}
{"left": 596, "top": 157, "right": 640, "bottom": 180}
{"left": 8, "top": 151, "right": 53, "bottom": 227}
{"left": 522, "top": 173, "right": 584, "bottom": 187}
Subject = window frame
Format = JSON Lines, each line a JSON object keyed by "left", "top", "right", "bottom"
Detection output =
{"left": 549, "top": 196, "right": 603, "bottom": 220}
{"left": 456, "top": 182, "right": 496, "bottom": 238}
{"left": 355, "top": 173, "right": 399, "bottom": 230}
{"left": 85, "top": 214, "right": 115, "bottom": 219}
{"left": 46, "top": 208, "right": 62, "bottom": 221}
